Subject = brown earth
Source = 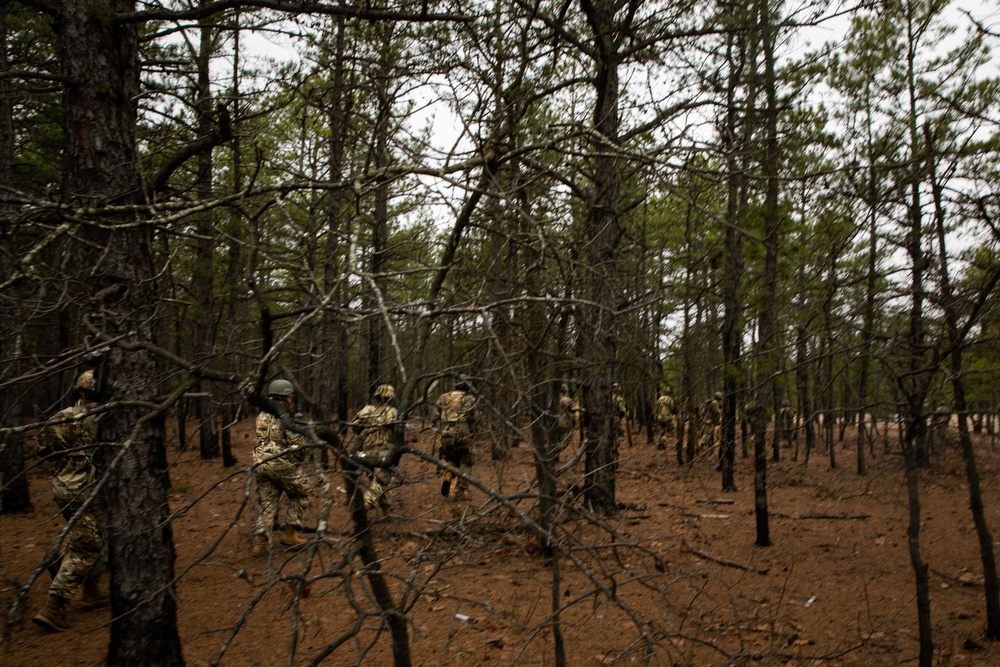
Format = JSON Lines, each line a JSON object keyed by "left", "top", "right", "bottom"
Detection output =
{"left": 3, "top": 419, "right": 1000, "bottom": 666}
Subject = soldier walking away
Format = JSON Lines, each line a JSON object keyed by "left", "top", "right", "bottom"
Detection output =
{"left": 701, "top": 391, "right": 722, "bottom": 457}
{"left": 252, "top": 379, "right": 310, "bottom": 556}
{"left": 777, "top": 399, "right": 796, "bottom": 456}
{"left": 612, "top": 383, "right": 630, "bottom": 448}
{"left": 352, "top": 384, "right": 398, "bottom": 512}
{"left": 654, "top": 385, "right": 677, "bottom": 450}
{"left": 554, "top": 383, "right": 577, "bottom": 459}
{"left": 435, "top": 376, "right": 477, "bottom": 500}
{"left": 33, "top": 370, "right": 109, "bottom": 632}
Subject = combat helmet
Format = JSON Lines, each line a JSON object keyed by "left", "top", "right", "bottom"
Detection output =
{"left": 714, "top": 391, "right": 722, "bottom": 400}
{"left": 455, "top": 374, "right": 472, "bottom": 391}
{"left": 267, "top": 379, "right": 294, "bottom": 397}
{"left": 374, "top": 383, "right": 395, "bottom": 401}
{"left": 76, "top": 370, "right": 95, "bottom": 393}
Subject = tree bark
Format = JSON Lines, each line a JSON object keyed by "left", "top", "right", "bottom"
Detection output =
{"left": 579, "top": 0, "right": 627, "bottom": 516}
{"left": 926, "top": 128, "right": 1000, "bottom": 639}
{"left": 194, "top": 7, "right": 219, "bottom": 460}
{"left": 56, "top": 0, "right": 183, "bottom": 662}
{"left": 752, "top": 0, "right": 779, "bottom": 547}
{"left": 0, "top": 6, "right": 32, "bottom": 515}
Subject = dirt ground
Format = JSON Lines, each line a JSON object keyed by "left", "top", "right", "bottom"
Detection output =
{"left": 3, "top": 418, "right": 1000, "bottom": 666}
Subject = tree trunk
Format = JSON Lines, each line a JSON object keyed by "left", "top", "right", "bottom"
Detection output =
{"left": 367, "top": 23, "right": 393, "bottom": 391}
{"left": 194, "top": 10, "right": 219, "bottom": 460}
{"left": 718, "top": 20, "right": 753, "bottom": 492}
{"left": 901, "top": 17, "right": 932, "bottom": 662}
{"left": 579, "top": 0, "right": 626, "bottom": 516}
{"left": 752, "top": 0, "right": 780, "bottom": 547}
{"left": 0, "top": 7, "right": 31, "bottom": 515}
{"left": 857, "top": 153, "right": 878, "bottom": 475}
{"left": 57, "top": 0, "right": 183, "bottom": 662}
{"left": 926, "top": 128, "right": 1000, "bottom": 639}
{"left": 323, "top": 17, "right": 350, "bottom": 434}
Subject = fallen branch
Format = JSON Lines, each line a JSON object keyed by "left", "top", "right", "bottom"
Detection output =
{"left": 798, "top": 513, "right": 870, "bottom": 521}
{"left": 931, "top": 567, "right": 983, "bottom": 588}
{"left": 697, "top": 498, "right": 735, "bottom": 505}
{"left": 681, "top": 511, "right": 730, "bottom": 519}
{"left": 681, "top": 539, "right": 770, "bottom": 575}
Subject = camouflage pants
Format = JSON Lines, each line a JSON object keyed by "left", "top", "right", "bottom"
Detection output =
{"left": 778, "top": 429, "right": 794, "bottom": 450}
{"left": 700, "top": 423, "right": 718, "bottom": 452}
{"left": 254, "top": 458, "right": 309, "bottom": 535}
{"left": 50, "top": 498, "right": 106, "bottom": 602}
{"left": 364, "top": 467, "right": 392, "bottom": 511}
{"left": 439, "top": 428, "right": 473, "bottom": 494}
{"left": 656, "top": 419, "right": 674, "bottom": 449}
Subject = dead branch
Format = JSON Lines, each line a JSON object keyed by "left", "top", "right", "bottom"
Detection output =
{"left": 681, "top": 540, "right": 770, "bottom": 575}
{"left": 681, "top": 511, "right": 731, "bottom": 519}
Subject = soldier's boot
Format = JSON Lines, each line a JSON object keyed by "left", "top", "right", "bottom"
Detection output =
{"left": 281, "top": 525, "right": 306, "bottom": 547}
{"left": 32, "top": 594, "right": 70, "bottom": 633}
{"left": 440, "top": 473, "right": 452, "bottom": 498}
{"left": 251, "top": 534, "right": 270, "bottom": 556}
{"left": 80, "top": 579, "right": 109, "bottom": 610}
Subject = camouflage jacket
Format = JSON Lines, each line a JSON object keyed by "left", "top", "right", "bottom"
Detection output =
{"left": 35, "top": 400, "right": 97, "bottom": 502}
{"left": 777, "top": 407, "right": 795, "bottom": 431}
{"left": 701, "top": 398, "right": 721, "bottom": 426}
{"left": 556, "top": 394, "right": 575, "bottom": 432}
{"left": 254, "top": 410, "right": 306, "bottom": 465}
{"left": 354, "top": 403, "right": 398, "bottom": 457}
{"left": 612, "top": 393, "right": 627, "bottom": 420}
{"left": 436, "top": 390, "right": 475, "bottom": 429}
{"left": 654, "top": 395, "right": 676, "bottom": 422}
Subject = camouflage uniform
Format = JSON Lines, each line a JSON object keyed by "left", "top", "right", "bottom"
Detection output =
{"left": 435, "top": 385, "right": 476, "bottom": 498}
{"left": 553, "top": 386, "right": 575, "bottom": 457}
{"left": 700, "top": 393, "right": 722, "bottom": 453}
{"left": 777, "top": 401, "right": 795, "bottom": 450}
{"left": 612, "top": 385, "right": 628, "bottom": 448}
{"left": 253, "top": 410, "right": 309, "bottom": 539}
{"left": 654, "top": 390, "right": 676, "bottom": 450}
{"left": 35, "top": 399, "right": 106, "bottom": 603}
{"left": 354, "top": 395, "right": 398, "bottom": 511}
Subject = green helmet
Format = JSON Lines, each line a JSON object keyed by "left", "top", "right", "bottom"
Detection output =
{"left": 76, "top": 370, "right": 95, "bottom": 392}
{"left": 267, "top": 379, "right": 294, "bottom": 397}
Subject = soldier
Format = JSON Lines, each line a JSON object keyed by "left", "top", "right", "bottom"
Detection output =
{"left": 777, "top": 399, "right": 796, "bottom": 451}
{"left": 612, "top": 383, "right": 629, "bottom": 448}
{"left": 252, "top": 379, "right": 310, "bottom": 556}
{"left": 654, "top": 385, "right": 677, "bottom": 450}
{"left": 33, "top": 370, "right": 108, "bottom": 632}
{"left": 353, "top": 384, "right": 398, "bottom": 512}
{"left": 554, "top": 383, "right": 577, "bottom": 459}
{"left": 435, "top": 376, "right": 477, "bottom": 500}
{"left": 700, "top": 391, "right": 722, "bottom": 455}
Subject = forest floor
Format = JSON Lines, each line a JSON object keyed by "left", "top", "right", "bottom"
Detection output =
{"left": 3, "top": 418, "right": 1000, "bottom": 666}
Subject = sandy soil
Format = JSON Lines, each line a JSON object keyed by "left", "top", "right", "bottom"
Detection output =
{"left": 3, "top": 418, "right": 1000, "bottom": 666}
